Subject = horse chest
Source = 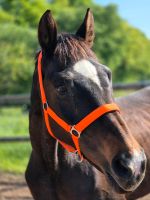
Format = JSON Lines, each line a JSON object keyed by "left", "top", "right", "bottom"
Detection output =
{"left": 54, "top": 165, "right": 100, "bottom": 200}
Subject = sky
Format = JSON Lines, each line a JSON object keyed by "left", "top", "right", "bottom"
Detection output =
{"left": 95, "top": 0, "right": 150, "bottom": 38}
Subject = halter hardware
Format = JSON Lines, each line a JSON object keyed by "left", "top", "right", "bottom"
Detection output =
{"left": 43, "top": 102, "right": 48, "bottom": 110}
{"left": 70, "top": 126, "right": 81, "bottom": 138}
{"left": 38, "top": 51, "right": 120, "bottom": 161}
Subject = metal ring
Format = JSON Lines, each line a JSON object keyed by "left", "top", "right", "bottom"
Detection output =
{"left": 74, "top": 151, "right": 83, "bottom": 163}
{"left": 70, "top": 126, "right": 81, "bottom": 138}
{"left": 43, "top": 102, "right": 48, "bottom": 110}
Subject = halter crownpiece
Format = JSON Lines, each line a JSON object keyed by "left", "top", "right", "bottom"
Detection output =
{"left": 38, "top": 51, "right": 120, "bottom": 161}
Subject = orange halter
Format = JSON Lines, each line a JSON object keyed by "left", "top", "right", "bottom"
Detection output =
{"left": 38, "top": 51, "right": 120, "bottom": 161}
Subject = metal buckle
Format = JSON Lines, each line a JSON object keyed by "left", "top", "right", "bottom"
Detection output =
{"left": 74, "top": 150, "right": 83, "bottom": 163}
{"left": 43, "top": 102, "right": 48, "bottom": 110}
{"left": 70, "top": 126, "right": 81, "bottom": 138}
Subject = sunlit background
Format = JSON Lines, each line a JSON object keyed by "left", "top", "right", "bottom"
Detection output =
{"left": 0, "top": 0, "right": 150, "bottom": 175}
{"left": 96, "top": 0, "right": 150, "bottom": 38}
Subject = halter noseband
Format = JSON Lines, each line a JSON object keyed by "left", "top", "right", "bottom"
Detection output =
{"left": 38, "top": 51, "right": 120, "bottom": 161}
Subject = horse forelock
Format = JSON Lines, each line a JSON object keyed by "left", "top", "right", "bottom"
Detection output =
{"left": 54, "top": 33, "right": 97, "bottom": 67}
{"left": 35, "top": 33, "right": 97, "bottom": 72}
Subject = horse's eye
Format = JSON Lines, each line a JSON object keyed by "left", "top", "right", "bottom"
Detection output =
{"left": 56, "top": 85, "right": 67, "bottom": 96}
{"left": 107, "top": 71, "right": 111, "bottom": 81}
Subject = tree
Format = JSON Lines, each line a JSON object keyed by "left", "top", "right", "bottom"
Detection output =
{"left": 0, "top": 0, "right": 150, "bottom": 94}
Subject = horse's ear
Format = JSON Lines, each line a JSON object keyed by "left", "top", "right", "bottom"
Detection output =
{"left": 38, "top": 10, "right": 57, "bottom": 54}
{"left": 76, "top": 8, "right": 95, "bottom": 48}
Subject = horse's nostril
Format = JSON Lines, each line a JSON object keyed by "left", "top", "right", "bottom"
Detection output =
{"left": 136, "top": 174, "right": 141, "bottom": 181}
{"left": 112, "top": 152, "right": 134, "bottom": 179}
{"left": 141, "top": 161, "right": 145, "bottom": 173}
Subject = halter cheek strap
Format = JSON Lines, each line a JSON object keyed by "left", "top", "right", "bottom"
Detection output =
{"left": 38, "top": 51, "right": 120, "bottom": 161}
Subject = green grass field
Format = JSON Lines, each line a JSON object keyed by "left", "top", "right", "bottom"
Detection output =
{"left": 0, "top": 107, "right": 31, "bottom": 173}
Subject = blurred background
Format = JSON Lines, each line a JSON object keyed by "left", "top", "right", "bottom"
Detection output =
{"left": 0, "top": 0, "right": 150, "bottom": 198}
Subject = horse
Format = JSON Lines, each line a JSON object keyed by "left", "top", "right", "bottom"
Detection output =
{"left": 25, "top": 9, "right": 147, "bottom": 200}
{"left": 117, "top": 87, "right": 150, "bottom": 199}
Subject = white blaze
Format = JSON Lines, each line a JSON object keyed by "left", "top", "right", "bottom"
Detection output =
{"left": 73, "top": 60, "right": 101, "bottom": 88}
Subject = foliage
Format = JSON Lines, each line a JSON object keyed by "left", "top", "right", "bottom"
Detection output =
{"left": 0, "top": 23, "right": 37, "bottom": 93}
{"left": 0, "top": 8, "right": 14, "bottom": 23}
{"left": 0, "top": 0, "right": 49, "bottom": 27}
{"left": 0, "top": 0, "right": 150, "bottom": 94}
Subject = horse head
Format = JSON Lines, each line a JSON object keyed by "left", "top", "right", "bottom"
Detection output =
{"left": 37, "top": 9, "right": 146, "bottom": 193}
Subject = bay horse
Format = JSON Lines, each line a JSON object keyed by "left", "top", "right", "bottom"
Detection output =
{"left": 26, "top": 9, "right": 147, "bottom": 200}
{"left": 117, "top": 87, "right": 150, "bottom": 199}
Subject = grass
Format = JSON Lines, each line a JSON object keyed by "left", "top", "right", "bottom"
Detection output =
{"left": 0, "top": 143, "right": 31, "bottom": 173}
{"left": 0, "top": 106, "right": 31, "bottom": 174}
{"left": 0, "top": 107, "right": 28, "bottom": 136}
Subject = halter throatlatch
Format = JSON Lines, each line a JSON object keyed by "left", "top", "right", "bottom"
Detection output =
{"left": 38, "top": 51, "right": 120, "bottom": 161}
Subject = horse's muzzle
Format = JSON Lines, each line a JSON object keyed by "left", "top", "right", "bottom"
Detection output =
{"left": 111, "top": 149, "right": 146, "bottom": 191}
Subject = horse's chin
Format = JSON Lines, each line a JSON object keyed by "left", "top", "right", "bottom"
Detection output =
{"left": 105, "top": 171, "right": 144, "bottom": 194}
{"left": 105, "top": 172, "right": 129, "bottom": 194}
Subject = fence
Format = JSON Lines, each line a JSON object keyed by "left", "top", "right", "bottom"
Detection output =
{"left": 0, "top": 136, "right": 29, "bottom": 142}
{"left": 0, "top": 81, "right": 150, "bottom": 142}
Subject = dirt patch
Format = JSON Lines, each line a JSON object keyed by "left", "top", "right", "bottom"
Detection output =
{"left": 0, "top": 172, "right": 149, "bottom": 200}
{"left": 0, "top": 172, "right": 32, "bottom": 200}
